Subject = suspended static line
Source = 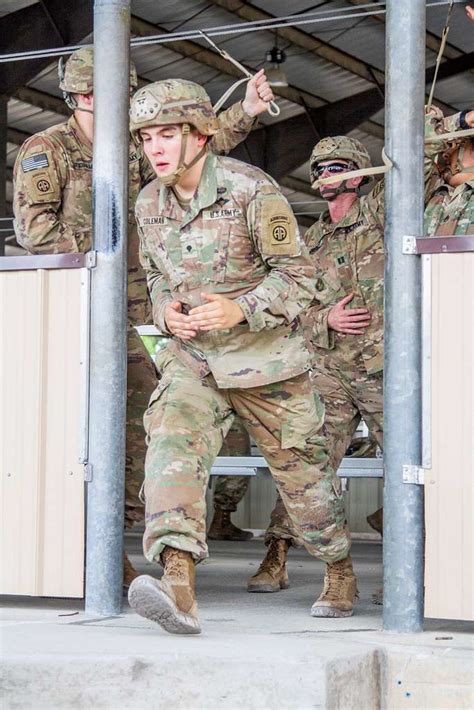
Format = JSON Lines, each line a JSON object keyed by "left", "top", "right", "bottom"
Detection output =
{"left": 0, "top": 0, "right": 462, "bottom": 63}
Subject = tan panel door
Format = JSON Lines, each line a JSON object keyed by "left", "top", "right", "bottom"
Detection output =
{"left": 424, "top": 253, "right": 474, "bottom": 621}
{"left": 0, "top": 268, "right": 86, "bottom": 597}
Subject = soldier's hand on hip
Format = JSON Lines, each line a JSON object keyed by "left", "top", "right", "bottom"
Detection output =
{"left": 328, "top": 293, "right": 371, "bottom": 335}
{"left": 164, "top": 301, "right": 198, "bottom": 341}
{"left": 188, "top": 293, "right": 245, "bottom": 331}
{"left": 242, "top": 69, "right": 275, "bottom": 118}
{"left": 466, "top": 5, "right": 474, "bottom": 22}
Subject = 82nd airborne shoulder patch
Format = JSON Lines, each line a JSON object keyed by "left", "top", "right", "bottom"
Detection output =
{"left": 260, "top": 196, "right": 299, "bottom": 256}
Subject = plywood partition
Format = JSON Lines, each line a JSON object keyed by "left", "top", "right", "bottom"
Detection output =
{"left": 424, "top": 253, "right": 474, "bottom": 621}
{"left": 0, "top": 267, "right": 87, "bottom": 597}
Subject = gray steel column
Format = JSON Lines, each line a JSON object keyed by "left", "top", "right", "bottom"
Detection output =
{"left": 383, "top": 0, "right": 425, "bottom": 632}
{"left": 85, "top": 0, "right": 131, "bottom": 616}
{"left": 0, "top": 97, "right": 7, "bottom": 256}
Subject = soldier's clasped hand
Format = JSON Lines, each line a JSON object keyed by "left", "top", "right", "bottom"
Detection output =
{"left": 327, "top": 293, "right": 371, "bottom": 335}
{"left": 164, "top": 301, "right": 199, "bottom": 341}
{"left": 188, "top": 293, "right": 246, "bottom": 331}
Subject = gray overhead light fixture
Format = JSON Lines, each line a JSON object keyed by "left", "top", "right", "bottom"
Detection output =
{"left": 265, "top": 45, "right": 288, "bottom": 88}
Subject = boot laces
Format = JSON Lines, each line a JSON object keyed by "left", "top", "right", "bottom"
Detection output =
{"left": 163, "top": 549, "right": 188, "bottom": 583}
{"left": 261, "top": 540, "right": 286, "bottom": 574}
{"left": 323, "top": 560, "right": 351, "bottom": 601}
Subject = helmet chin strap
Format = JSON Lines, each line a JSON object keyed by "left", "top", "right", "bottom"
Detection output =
{"left": 62, "top": 91, "right": 94, "bottom": 115}
{"left": 321, "top": 181, "right": 360, "bottom": 201}
{"left": 160, "top": 124, "right": 207, "bottom": 188}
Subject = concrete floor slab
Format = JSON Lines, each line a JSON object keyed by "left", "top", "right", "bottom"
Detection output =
{"left": 1, "top": 539, "right": 473, "bottom": 709}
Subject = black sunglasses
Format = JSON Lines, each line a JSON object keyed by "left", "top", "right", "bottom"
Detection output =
{"left": 312, "top": 161, "right": 355, "bottom": 178}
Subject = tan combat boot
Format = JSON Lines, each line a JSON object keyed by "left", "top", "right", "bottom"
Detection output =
{"left": 128, "top": 546, "right": 201, "bottom": 635}
{"left": 311, "top": 555, "right": 358, "bottom": 618}
{"left": 208, "top": 507, "right": 253, "bottom": 541}
{"left": 123, "top": 552, "right": 140, "bottom": 589}
{"left": 247, "top": 538, "right": 290, "bottom": 592}
{"left": 367, "top": 507, "right": 383, "bottom": 537}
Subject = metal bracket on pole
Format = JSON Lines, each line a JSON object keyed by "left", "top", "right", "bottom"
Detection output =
{"left": 402, "top": 235, "right": 418, "bottom": 254}
{"left": 403, "top": 235, "right": 474, "bottom": 255}
{"left": 84, "top": 462, "right": 93, "bottom": 482}
{"left": 86, "top": 250, "right": 97, "bottom": 269}
{"left": 402, "top": 464, "right": 425, "bottom": 485}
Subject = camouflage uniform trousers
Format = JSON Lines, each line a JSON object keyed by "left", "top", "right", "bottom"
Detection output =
{"left": 124, "top": 326, "right": 159, "bottom": 529}
{"left": 265, "top": 362, "right": 383, "bottom": 545}
{"left": 213, "top": 417, "right": 251, "bottom": 512}
{"left": 142, "top": 351, "right": 350, "bottom": 564}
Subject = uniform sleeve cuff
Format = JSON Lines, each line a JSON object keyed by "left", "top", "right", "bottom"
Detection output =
{"left": 231, "top": 101, "right": 258, "bottom": 130}
{"left": 235, "top": 295, "right": 266, "bottom": 332}
{"left": 313, "top": 310, "right": 335, "bottom": 350}
{"left": 154, "top": 298, "right": 173, "bottom": 335}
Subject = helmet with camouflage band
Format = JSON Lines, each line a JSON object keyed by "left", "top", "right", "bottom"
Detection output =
{"left": 58, "top": 47, "right": 138, "bottom": 111}
{"left": 310, "top": 136, "right": 373, "bottom": 193}
{"left": 130, "top": 79, "right": 219, "bottom": 186}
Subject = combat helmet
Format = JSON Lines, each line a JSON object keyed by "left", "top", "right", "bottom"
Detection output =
{"left": 310, "top": 136, "right": 373, "bottom": 192}
{"left": 130, "top": 79, "right": 219, "bottom": 186}
{"left": 58, "top": 47, "right": 138, "bottom": 110}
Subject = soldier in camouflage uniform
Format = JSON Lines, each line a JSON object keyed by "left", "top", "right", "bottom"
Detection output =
{"left": 12, "top": 48, "right": 275, "bottom": 587}
{"left": 127, "top": 79, "right": 354, "bottom": 635}
{"left": 423, "top": 108, "right": 474, "bottom": 237}
{"left": 248, "top": 108, "right": 472, "bottom": 612}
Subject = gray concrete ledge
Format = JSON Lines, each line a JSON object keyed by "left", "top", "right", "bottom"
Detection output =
{"left": 1, "top": 540, "right": 473, "bottom": 709}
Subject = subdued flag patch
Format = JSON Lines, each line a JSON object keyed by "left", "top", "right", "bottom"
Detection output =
{"left": 21, "top": 153, "right": 50, "bottom": 173}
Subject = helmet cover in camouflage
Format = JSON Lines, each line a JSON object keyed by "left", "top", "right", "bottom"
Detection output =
{"left": 58, "top": 47, "right": 138, "bottom": 96}
{"left": 129, "top": 79, "right": 219, "bottom": 137}
{"left": 310, "top": 136, "right": 373, "bottom": 186}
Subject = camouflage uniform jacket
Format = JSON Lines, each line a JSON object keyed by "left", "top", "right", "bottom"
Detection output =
{"left": 423, "top": 110, "right": 473, "bottom": 236}
{"left": 13, "top": 103, "right": 257, "bottom": 325}
{"left": 137, "top": 152, "right": 315, "bottom": 389}
{"left": 303, "top": 110, "right": 469, "bottom": 375}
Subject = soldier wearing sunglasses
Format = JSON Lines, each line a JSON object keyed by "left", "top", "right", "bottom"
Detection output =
{"left": 249, "top": 107, "right": 472, "bottom": 613}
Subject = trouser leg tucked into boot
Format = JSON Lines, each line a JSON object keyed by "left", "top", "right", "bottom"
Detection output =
{"left": 128, "top": 547, "right": 201, "bottom": 635}
{"left": 123, "top": 552, "right": 140, "bottom": 589}
{"left": 208, "top": 507, "right": 253, "bottom": 541}
{"left": 247, "top": 538, "right": 290, "bottom": 592}
{"left": 311, "top": 555, "right": 357, "bottom": 618}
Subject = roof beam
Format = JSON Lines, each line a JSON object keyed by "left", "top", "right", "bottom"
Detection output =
{"left": 13, "top": 86, "right": 69, "bottom": 116}
{"left": 207, "top": 0, "right": 381, "bottom": 84}
{"left": 281, "top": 176, "right": 314, "bottom": 196}
{"left": 0, "top": 0, "right": 93, "bottom": 95}
{"left": 347, "top": 0, "right": 468, "bottom": 60}
{"left": 206, "top": 0, "right": 456, "bottom": 114}
{"left": 7, "top": 127, "right": 31, "bottom": 146}
{"left": 130, "top": 14, "right": 384, "bottom": 140}
{"left": 11, "top": 46, "right": 468, "bottom": 144}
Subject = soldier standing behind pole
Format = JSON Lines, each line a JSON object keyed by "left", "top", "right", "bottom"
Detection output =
{"left": 12, "top": 47, "right": 276, "bottom": 587}
{"left": 248, "top": 107, "right": 472, "bottom": 615}
{"left": 127, "top": 78, "right": 353, "bottom": 635}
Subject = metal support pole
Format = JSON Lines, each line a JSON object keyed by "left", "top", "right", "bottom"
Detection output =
{"left": 85, "top": 0, "right": 130, "bottom": 616}
{"left": 383, "top": 0, "right": 425, "bottom": 632}
{"left": 0, "top": 97, "right": 7, "bottom": 256}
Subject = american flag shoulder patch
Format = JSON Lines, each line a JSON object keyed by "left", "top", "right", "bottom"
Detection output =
{"left": 21, "top": 153, "right": 50, "bottom": 173}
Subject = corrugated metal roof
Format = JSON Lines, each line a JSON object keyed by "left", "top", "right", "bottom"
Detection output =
{"left": 2, "top": 0, "right": 472, "bottom": 217}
